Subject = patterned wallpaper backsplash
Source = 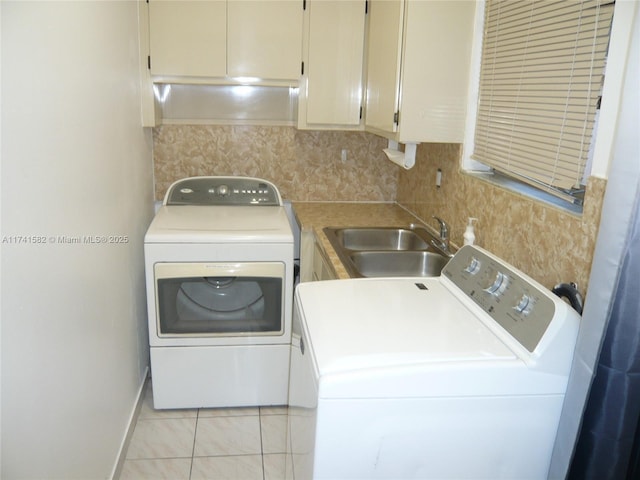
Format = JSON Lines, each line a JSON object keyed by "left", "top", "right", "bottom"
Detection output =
{"left": 153, "top": 125, "right": 605, "bottom": 295}
{"left": 396, "top": 143, "right": 606, "bottom": 294}
{"left": 152, "top": 125, "right": 396, "bottom": 202}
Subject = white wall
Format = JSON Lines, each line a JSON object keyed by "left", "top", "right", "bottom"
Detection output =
{"left": 1, "top": 1, "right": 154, "bottom": 478}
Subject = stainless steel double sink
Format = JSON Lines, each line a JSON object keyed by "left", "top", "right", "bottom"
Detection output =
{"left": 323, "top": 226, "right": 452, "bottom": 278}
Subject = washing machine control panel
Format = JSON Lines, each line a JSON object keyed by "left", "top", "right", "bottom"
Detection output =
{"left": 165, "top": 176, "right": 282, "bottom": 206}
{"left": 443, "top": 246, "right": 556, "bottom": 353}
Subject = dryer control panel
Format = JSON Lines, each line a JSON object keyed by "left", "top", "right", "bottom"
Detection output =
{"left": 165, "top": 176, "right": 282, "bottom": 206}
{"left": 443, "top": 245, "right": 557, "bottom": 353}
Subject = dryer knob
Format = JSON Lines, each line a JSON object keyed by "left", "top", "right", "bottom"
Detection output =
{"left": 217, "top": 185, "right": 229, "bottom": 196}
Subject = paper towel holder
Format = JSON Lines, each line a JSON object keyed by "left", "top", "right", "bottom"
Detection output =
{"left": 383, "top": 140, "right": 418, "bottom": 169}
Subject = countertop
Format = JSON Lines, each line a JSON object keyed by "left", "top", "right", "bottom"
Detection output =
{"left": 292, "top": 202, "right": 427, "bottom": 279}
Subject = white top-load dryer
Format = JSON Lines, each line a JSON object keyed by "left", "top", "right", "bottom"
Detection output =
{"left": 286, "top": 245, "right": 580, "bottom": 479}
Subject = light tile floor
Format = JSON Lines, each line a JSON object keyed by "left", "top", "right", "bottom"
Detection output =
{"left": 120, "top": 382, "right": 288, "bottom": 480}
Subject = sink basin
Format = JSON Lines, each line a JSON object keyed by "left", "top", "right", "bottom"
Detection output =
{"left": 322, "top": 226, "right": 451, "bottom": 278}
{"left": 348, "top": 251, "right": 449, "bottom": 278}
{"left": 329, "top": 227, "right": 429, "bottom": 251}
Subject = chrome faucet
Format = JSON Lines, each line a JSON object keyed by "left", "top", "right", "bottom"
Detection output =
{"left": 409, "top": 218, "right": 453, "bottom": 257}
{"left": 433, "top": 215, "right": 449, "bottom": 249}
{"left": 432, "top": 216, "right": 450, "bottom": 252}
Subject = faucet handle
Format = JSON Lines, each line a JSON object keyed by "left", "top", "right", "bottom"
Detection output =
{"left": 432, "top": 216, "right": 448, "bottom": 239}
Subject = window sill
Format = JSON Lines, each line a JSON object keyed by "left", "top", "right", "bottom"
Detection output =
{"left": 463, "top": 170, "right": 583, "bottom": 216}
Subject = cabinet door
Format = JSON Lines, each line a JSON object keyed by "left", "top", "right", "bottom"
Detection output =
{"left": 364, "top": 0, "right": 404, "bottom": 134}
{"left": 149, "top": 0, "right": 226, "bottom": 78}
{"left": 398, "top": 0, "right": 475, "bottom": 143}
{"left": 312, "top": 241, "right": 336, "bottom": 281}
{"left": 304, "top": 0, "right": 366, "bottom": 126}
{"left": 227, "top": 0, "right": 303, "bottom": 80}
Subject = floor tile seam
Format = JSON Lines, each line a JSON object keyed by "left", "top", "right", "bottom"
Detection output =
{"left": 138, "top": 415, "right": 198, "bottom": 420}
{"left": 259, "top": 407, "right": 266, "bottom": 480}
{"left": 188, "top": 410, "right": 200, "bottom": 479}
{"left": 124, "top": 455, "right": 195, "bottom": 460}
{"left": 199, "top": 409, "right": 261, "bottom": 417}
{"left": 198, "top": 413, "right": 261, "bottom": 418}
{"left": 191, "top": 450, "right": 264, "bottom": 458}
{"left": 259, "top": 411, "right": 288, "bottom": 456}
{"left": 192, "top": 453, "right": 265, "bottom": 459}
{"left": 135, "top": 416, "right": 198, "bottom": 422}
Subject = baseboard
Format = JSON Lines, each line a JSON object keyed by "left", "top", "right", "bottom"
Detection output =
{"left": 110, "top": 367, "right": 150, "bottom": 480}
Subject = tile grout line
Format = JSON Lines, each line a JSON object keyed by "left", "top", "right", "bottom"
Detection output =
{"left": 259, "top": 408, "right": 266, "bottom": 480}
{"left": 125, "top": 392, "right": 287, "bottom": 479}
{"left": 188, "top": 408, "right": 200, "bottom": 480}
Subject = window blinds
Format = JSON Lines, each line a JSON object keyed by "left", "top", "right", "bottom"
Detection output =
{"left": 472, "top": 0, "right": 615, "bottom": 202}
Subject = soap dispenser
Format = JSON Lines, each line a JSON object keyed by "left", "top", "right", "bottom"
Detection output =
{"left": 463, "top": 218, "right": 478, "bottom": 246}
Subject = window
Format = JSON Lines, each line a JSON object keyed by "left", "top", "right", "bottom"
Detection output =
{"left": 471, "top": 0, "right": 615, "bottom": 207}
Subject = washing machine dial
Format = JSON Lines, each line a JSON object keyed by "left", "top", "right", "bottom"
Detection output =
{"left": 483, "top": 271, "right": 509, "bottom": 296}
{"left": 514, "top": 294, "right": 533, "bottom": 315}
{"left": 217, "top": 184, "right": 230, "bottom": 196}
{"left": 464, "top": 256, "right": 481, "bottom": 275}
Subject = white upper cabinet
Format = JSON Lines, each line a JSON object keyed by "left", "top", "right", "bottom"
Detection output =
{"left": 148, "top": 0, "right": 302, "bottom": 83}
{"left": 149, "top": 1, "right": 227, "bottom": 78}
{"left": 364, "top": 0, "right": 476, "bottom": 143}
{"left": 363, "top": 0, "right": 403, "bottom": 134}
{"left": 227, "top": 1, "right": 302, "bottom": 80}
{"left": 298, "top": 0, "right": 367, "bottom": 129}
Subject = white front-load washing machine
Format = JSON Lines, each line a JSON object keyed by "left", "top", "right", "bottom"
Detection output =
{"left": 286, "top": 245, "right": 580, "bottom": 479}
{"left": 144, "top": 176, "right": 294, "bottom": 409}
